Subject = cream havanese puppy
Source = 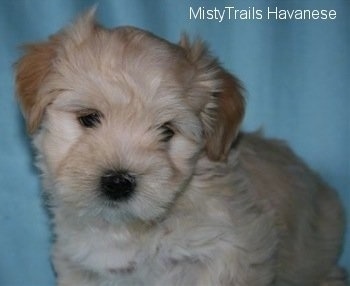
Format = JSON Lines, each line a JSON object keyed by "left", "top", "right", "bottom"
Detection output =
{"left": 15, "top": 10, "right": 347, "bottom": 286}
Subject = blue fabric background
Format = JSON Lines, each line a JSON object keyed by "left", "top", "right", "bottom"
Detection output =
{"left": 0, "top": 0, "right": 349, "bottom": 285}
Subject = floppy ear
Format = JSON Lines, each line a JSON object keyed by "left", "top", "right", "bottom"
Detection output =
{"left": 179, "top": 35, "right": 245, "bottom": 162}
{"left": 15, "top": 8, "right": 97, "bottom": 134}
{"left": 15, "top": 39, "right": 58, "bottom": 134}
{"left": 205, "top": 70, "right": 245, "bottom": 161}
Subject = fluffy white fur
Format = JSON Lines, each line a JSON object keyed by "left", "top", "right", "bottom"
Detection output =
{"left": 15, "top": 10, "right": 347, "bottom": 286}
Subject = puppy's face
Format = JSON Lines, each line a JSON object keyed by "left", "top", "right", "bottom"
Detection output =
{"left": 15, "top": 11, "right": 244, "bottom": 222}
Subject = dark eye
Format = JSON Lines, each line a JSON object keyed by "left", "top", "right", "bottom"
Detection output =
{"left": 159, "top": 122, "right": 175, "bottom": 142}
{"left": 78, "top": 111, "right": 101, "bottom": 128}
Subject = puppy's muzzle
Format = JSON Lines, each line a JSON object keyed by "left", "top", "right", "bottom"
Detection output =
{"left": 100, "top": 170, "right": 136, "bottom": 201}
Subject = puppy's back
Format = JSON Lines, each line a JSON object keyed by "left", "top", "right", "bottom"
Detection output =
{"left": 236, "top": 132, "right": 346, "bottom": 285}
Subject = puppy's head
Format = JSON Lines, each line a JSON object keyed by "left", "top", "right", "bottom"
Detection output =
{"left": 15, "top": 10, "right": 244, "bottom": 222}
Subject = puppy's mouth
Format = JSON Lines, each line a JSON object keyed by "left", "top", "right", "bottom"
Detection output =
{"left": 99, "top": 170, "right": 137, "bottom": 202}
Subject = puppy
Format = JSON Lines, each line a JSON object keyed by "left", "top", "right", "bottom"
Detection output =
{"left": 15, "top": 10, "right": 347, "bottom": 286}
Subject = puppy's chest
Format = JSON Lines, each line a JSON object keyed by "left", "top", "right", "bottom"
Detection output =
{"left": 68, "top": 227, "right": 142, "bottom": 276}
{"left": 61, "top": 222, "right": 216, "bottom": 281}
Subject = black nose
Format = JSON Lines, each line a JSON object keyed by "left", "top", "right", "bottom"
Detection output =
{"left": 100, "top": 170, "right": 136, "bottom": 201}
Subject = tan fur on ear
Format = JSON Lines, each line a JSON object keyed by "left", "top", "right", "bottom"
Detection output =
{"left": 179, "top": 35, "right": 245, "bottom": 161}
{"left": 205, "top": 70, "right": 245, "bottom": 161}
{"left": 15, "top": 8, "right": 97, "bottom": 134}
{"left": 15, "top": 39, "right": 58, "bottom": 134}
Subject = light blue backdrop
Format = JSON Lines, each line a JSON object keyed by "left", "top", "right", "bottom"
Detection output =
{"left": 0, "top": 0, "right": 349, "bottom": 285}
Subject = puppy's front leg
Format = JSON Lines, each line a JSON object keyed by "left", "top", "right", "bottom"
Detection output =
{"left": 155, "top": 262, "right": 213, "bottom": 286}
{"left": 156, "top": 257, "right": 275, "bottom": 286}
{"left": 55, "top": 258, "right": 99, "bottom": 286}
